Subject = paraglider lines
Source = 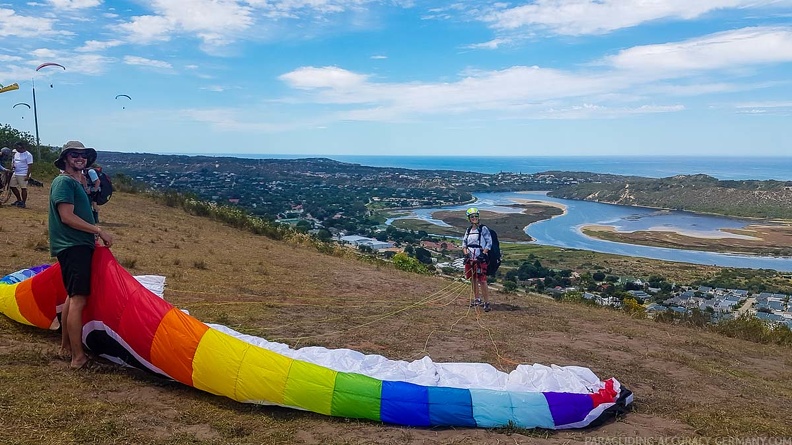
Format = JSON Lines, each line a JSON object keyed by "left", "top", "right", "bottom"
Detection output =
{"left": 271, "top": 281, "right": 469, "bottom": 344}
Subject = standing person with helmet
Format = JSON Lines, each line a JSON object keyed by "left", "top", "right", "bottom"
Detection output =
{"left": 49, "top": 140, "right": 113, "bottom": 370}
{"left": 0, "top": 146, "right": 12, "bottom": 170}
{"left": 9, "top": 140, "right": 33, "bottom": 208}
{"left": 462, "top": 207, "right": 493, "bottom": 312}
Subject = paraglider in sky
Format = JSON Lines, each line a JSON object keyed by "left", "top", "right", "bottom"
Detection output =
{"left": 36, "top": 62, "right": 65, "bottom": 88}
{"left": 0, "top": 248, "right": 633, "bottom": 429}
{"left": 115, "top": 94, "right": 132, "bottom": 109}
{"left": 13, "top": 102, "right": 31, "bottom": 119}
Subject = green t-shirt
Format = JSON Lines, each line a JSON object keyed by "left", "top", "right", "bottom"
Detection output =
{"left": 49, "top": 175, "right": 96, "bottom": 256}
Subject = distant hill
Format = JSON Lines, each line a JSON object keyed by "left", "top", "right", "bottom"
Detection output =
{"left": 549, "top": 173, "right": 792, "bottom": 219}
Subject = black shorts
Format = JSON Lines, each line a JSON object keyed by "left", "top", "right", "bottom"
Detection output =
{"left": 56, "top": 245, "right": 94, "bottom": 297}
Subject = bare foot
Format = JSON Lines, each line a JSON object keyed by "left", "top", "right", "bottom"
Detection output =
{"left": 58, "top": 347, "right": 72, "bottom": 361}
{"left": 70, "top": 356, "right": 89, "bottom": 370}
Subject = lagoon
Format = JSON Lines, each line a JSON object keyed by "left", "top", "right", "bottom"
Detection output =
{"left": 390, "top": 191, "right": 792, "bottom": 272}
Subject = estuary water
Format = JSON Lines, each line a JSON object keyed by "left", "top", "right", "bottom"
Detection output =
{"left": 237, "top": 154, "right": 792, "bottom": 270}
{"left": 390, "top": 191, "right": 792, "bottom": 272}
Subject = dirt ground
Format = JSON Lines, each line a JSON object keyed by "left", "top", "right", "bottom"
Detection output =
{"left": 1, "top": 185, "right": 791, "bottom": 444}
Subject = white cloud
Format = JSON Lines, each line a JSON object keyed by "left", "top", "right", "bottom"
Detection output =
{"left": 247, "top": 0, "right": 376, "bottom": 18}
{"left": 117, "top": 0, "right": 254, "bottom": 45}
{"left": 69, "top": 54, "right": 114, "bottom": 75}
{"left": 734, "top": 101, "right": 792, "bottom": 109}
{"left": 76, "top": 39, "right": 123, "bottom": 52}
{"left": 32, "top": 48, "right": 59, "bottom": 59}
{"left": 536, "top": 103, "right": 685, "bottom": 119}
{"left": 464, "top": 38, "right": 510, "bottom": 50}
{"left": 0, "top": 8, "right": 57, "bottom": 37}
{"left": 605, "top": 27, "right": 792, "bottom": 74}
{"left": 370, "top": 54, "right": 387, "bottom": 59}
{"left": 279, "top": 66, "right": 369, "bottom": 89}
{"left": 733, "top": 101, "right": 792, "bottom": 115}
{"left": 123, "top": 55, "right": 173, "bottom": 69}
{"left": 200, "top": 85, "right": 226, "bottom": 92}
{"left": 274, "top": 27, "right": 792, "bottom": 122}
{"left": 47, "top": 0, "right": 102, "bottom": 9}
{"left": 117, "top": 14, "right": 173, "bottom": 43}
{"left": 482, "top": 0, "right": 790, "bottom": 35}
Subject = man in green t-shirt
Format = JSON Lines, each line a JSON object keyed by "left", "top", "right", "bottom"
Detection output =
{"left": 49, "top": 140, "right": 114, "bottom": 370}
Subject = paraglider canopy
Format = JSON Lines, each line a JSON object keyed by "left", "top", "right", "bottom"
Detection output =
{"left": 13, "top": 103, "right": 31, "bottom": 109}
{"left": 35, "top": 62, "right": 65, "bottom": 71}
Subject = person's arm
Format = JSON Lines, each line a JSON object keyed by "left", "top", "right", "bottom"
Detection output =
{"left": 481, "top": 226, "right": 492, "bottom": 254}
{"left": 56, "top": 203, "right": 113, "bottom": 247}
{"left": 25, "top": 163, "right": 32, "bottom": 180}
{"left": 462, "top": 229, "right": 470, "bottom": 257}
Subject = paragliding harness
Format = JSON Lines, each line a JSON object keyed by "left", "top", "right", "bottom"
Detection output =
{"left": 464, "top": 225, "right": 501, "bottom": 276}
{"left": 88, "top": 168, "right": 113, "bottom": 206}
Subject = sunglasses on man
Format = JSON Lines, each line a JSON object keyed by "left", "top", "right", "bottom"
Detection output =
{"left": 67, "top": 151, "right": 90, "bottom": 159}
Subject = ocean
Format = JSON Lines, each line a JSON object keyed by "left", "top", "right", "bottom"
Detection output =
{"left": 230, "top": 155, "right": 792, "bottom": 181}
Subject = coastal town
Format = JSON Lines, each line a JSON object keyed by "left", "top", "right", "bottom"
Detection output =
{"left": 335, "top": 233, "right": 792, "bottom": 330}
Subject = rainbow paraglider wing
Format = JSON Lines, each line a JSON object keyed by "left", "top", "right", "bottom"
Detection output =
{"left": 0, "top": 83, "right": 20, "bottom": 94}
{"left": 0, "top": 247, "right": 632, "bottom": 429}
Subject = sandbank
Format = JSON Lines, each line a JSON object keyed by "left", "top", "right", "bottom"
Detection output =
{"left": 581, "top": 224, "right": 761, "bottom": 240}
{"left": 511, "top": 197, "right": 568, "bottom": 216}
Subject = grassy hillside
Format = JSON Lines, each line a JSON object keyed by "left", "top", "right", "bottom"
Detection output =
{"left": 1, "top": 185, "right": 791, "bottom": 444}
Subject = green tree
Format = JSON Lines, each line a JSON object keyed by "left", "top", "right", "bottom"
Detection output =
{"left": 392, "top": 252, "right": 430, "bottom": 274}
{"left": 316, "top": 228, "right": 332, "bottom": 242}
{"left": 414, "top": 247, "right": 433, "bottom": 265}
{"left": 295, "top": 220, "right": 312, "bottom": 233}
{"left": 0, "top": 123, "right": 34, "bottom": 150}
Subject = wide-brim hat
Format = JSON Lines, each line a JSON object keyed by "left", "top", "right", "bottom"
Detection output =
{"left": 54, "top": 140, "right": 97, "bottom": 170}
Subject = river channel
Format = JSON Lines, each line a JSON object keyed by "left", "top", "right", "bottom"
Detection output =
{"left": 387, "top": 191, "right": 792, "bottom": 272}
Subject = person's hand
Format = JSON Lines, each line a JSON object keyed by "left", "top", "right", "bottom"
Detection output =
{"left": 98, "top": 229, "right": 113, "bottom": 248}
{"left": 476, "top": 253, "right": 487, "bottom": 263}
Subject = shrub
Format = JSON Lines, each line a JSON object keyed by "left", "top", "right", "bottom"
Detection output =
{"left": 711, "top": 314, "right": 792, "bottom": 346}
{"left": 622, "top": 298, "right": 646, "bottom": 319}
{"left": 392, "top": 252, "right": 430, "bottom": 274}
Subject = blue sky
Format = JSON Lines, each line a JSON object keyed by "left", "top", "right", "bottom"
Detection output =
{"left": 1, "top": 1, "right": 792, "bottom": 157}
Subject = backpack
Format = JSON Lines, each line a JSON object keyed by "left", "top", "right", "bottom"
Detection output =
{"left": 93, "top": 169, "right": 113, "bottom": 205}
{"left": 465, "top": 225, "right": 502, "bottom": 276}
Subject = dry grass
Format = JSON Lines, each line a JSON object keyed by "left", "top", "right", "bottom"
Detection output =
{"left": 1, "top": 185, "right": 792, "bottom": 444}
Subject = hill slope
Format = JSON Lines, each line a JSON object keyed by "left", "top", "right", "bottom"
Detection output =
{"left": 550, "top": 173, "right": 792, "bottom": 219}
{"left": 1, "top": 186, "right": 791, "bottom": 444}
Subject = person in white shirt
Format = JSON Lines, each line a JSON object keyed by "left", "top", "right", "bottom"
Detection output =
{"left": 462, "top": 207, "right": 493, "bottom": 312}
{"left": 10, "top": 140, "right": 34, "bottom": 208}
